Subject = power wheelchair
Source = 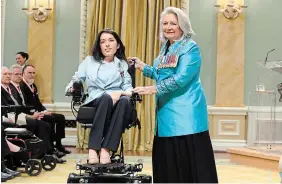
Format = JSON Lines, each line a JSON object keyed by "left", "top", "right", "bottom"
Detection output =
{"left": 1, "top": 105, "right": 57, "bottom": 176}
{"left": 66, "top": 66, "right": 152, "bottom": 183}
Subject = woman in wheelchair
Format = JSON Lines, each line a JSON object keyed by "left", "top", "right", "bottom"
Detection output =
{"left": 66, "top": 29, "right": 133, "bottom": 164}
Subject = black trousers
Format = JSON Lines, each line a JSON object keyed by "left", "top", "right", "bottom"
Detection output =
{"left": 42, "top": 113, "right": 66, "bottom": 142}
{"left": 86, "top": 94, "right": 131, "bottom": 151}
{"left": 25, "top": 117, "right": 53, "bottom": 153}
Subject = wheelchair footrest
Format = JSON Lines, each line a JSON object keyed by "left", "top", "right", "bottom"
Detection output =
{"left": 67, "top": 172, "right": 152, "bottom": 183}
{"left": 78, "top": 162, "right": 143, "bottom": 174}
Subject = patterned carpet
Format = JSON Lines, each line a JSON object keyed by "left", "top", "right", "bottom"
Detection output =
{"left": 6, "top": 153, "right": 281, "bottom": 183}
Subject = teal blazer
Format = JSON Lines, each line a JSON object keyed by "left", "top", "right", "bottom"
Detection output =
{"left": 143, "top": 37, "right": 209, "bottom": 137}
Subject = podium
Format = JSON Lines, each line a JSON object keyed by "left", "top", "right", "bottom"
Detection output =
{"left": 247, "top": 60, "right": 282, "bottom": 150}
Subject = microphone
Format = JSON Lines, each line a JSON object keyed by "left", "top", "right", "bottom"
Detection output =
{"left": 264, "top": 49, "right": 275, "bottom": 65}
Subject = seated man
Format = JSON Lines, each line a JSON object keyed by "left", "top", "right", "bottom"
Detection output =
{"left": 20, "top": 64, "right": 71, "bottom": 154}
{"left": 1, "top": 67, "right": 54, "bottom": 156}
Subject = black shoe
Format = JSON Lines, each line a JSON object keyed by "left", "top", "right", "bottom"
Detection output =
{"left": 1, "top": 161, "right": 20, "bottom": 178}
{"left": 56, "top": 146, "right": 71, "bottom": 154}
{"left": 3, "top": 168, "right": 21, "bottom": 177}
{"left": 1, "top": 172, "right": 14, "bottom": 180}
{"left": 53, "top": 149, "right": 66, "bottom": 158}
{"left": 52, "top": 155, "right": 66, "bottom": 164}
{"left": 1, "top": 173, "right": 7, "bottom": 182}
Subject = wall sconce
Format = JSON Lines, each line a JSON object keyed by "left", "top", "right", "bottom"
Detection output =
{"left": 22, "top": 0, "right": 52, "bottom": 23}
{"left": 215, "top": 0, "right": 247, "bottom": 19}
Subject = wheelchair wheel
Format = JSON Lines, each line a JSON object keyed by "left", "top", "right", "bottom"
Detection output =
{"left": 41, "top": 155, "right": 57, "bottom": 171}
{"left": 25, "top": 159, "right": 42, "bottom": 176}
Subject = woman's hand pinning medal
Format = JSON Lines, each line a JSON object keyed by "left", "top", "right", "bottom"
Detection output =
{"left": 132, "top": 86, "right": 157, "bottom": 95}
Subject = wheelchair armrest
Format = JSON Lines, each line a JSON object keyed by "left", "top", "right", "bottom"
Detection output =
{"left": 5, "top": 127, "right": 27, "bottom": 132}
{"left": 76, "top": 106, "right": 95, "bottom": 124}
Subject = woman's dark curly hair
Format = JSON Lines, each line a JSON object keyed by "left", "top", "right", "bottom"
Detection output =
{"left": 91, "top": 29, "right": 127, "bottom": 62}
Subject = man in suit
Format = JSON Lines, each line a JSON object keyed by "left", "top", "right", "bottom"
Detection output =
{"left": 1, "top": 66, "right": 56, "bottom": 157}
{"left": 20, "top": 64, "right": 71, "bottom": 154}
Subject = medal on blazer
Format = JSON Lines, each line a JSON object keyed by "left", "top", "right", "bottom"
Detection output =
{"left": 157, "top": 36, "right": 190, "bottom": 69}
{"left": 158, "top": 55, "right": 179, "bottom": 69}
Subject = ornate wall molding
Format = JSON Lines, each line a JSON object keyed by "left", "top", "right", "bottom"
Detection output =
{"left": 218, "top": 119, "right": 240, "bottom": 136}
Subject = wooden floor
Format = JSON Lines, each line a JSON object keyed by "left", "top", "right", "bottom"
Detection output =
{"left": 228, "top": 146, "right": 282, "bottom": 172}
{"left": 5, "top": 148, "right": 282, "bottom": 183}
